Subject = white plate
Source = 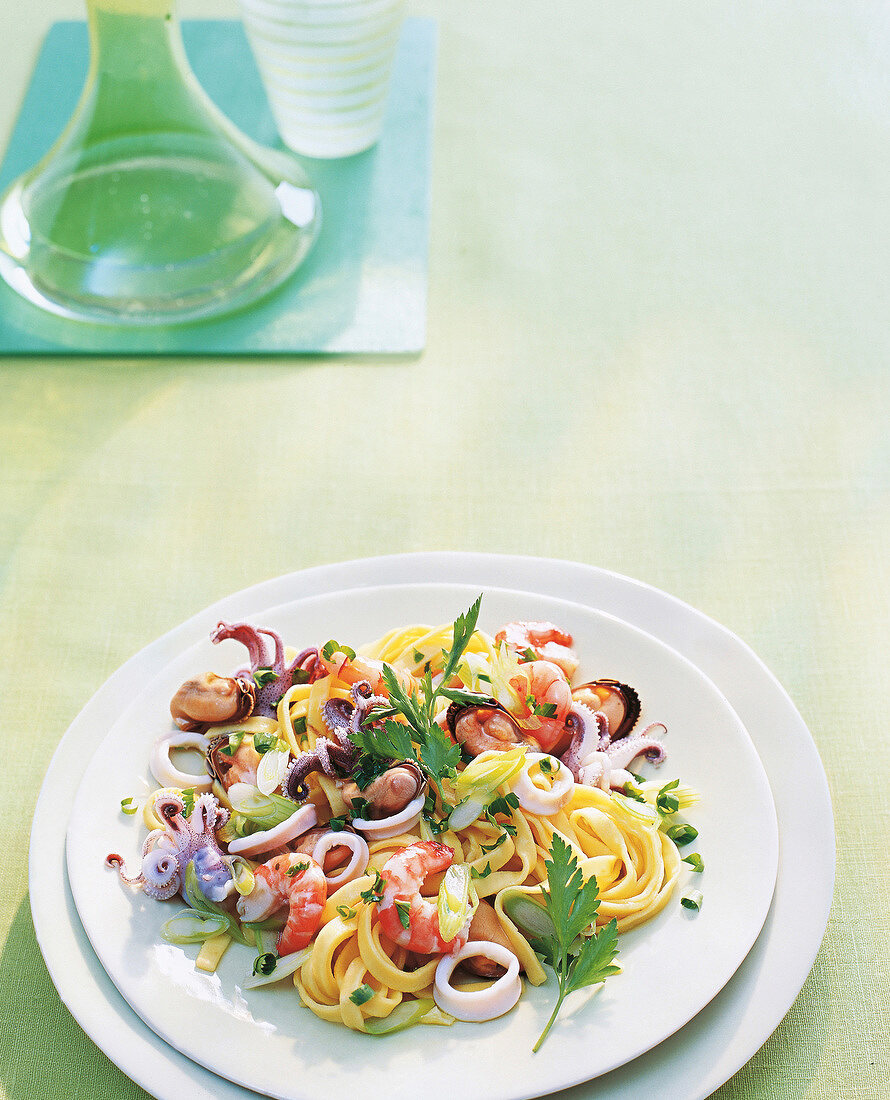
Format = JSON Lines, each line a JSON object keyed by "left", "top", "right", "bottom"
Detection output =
{"left": 65, "top": 583, "right": 777, "bottom": 1100}
{"left": 29, "top": 553, "right": 834, "bottom": 1100}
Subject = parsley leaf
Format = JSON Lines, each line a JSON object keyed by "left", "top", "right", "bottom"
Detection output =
{"left": 360, "top": 870, "right": 386, "bottom": 905}
{"left": 347, "top": 597, "right": 483, "bottom": 817}
{"left": 531, "top": 834, "right": 620, "bottom": 1051}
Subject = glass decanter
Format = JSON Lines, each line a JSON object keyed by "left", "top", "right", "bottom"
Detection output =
{"left": 0, "top": 0, "right": 320, "bottom": 325}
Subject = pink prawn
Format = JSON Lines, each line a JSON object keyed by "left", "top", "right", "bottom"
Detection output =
{"left": 236, "top": 853, "right": 327, "bottom": 956}
{"left": 496, "top": 621, "right": 579, "bottom": 679}
{"left": 377, "top": 841, "right": 468, "bottom": 955}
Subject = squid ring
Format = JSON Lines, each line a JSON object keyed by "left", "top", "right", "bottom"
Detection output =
{"left": 434, "top": 941, "right": 522, "bottom": 1021}
{"left": 351, "top": 791, "right": 425, "bottom": 841}
{"left": 512, "top": 753, "right": 574, "bottom": 816}
{"left": 311, "top": 830, "right": 370, "bottom": 887}
{"left": 149, "top": 731, "right": 213, "bottom": 793}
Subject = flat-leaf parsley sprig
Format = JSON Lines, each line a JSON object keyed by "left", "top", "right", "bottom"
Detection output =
{"left": 530, "top": 834, "right": 620, "bottom": 1052}
{"left": 348, "top": 597, "right": 492, "bottom": 811}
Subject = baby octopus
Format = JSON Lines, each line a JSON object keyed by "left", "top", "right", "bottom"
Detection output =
{"left": 107, "top": 791, "right": 233, "bottom": 902}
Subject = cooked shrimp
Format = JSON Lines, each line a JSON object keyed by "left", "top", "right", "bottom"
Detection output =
{"left": 377, "top": 841, "right": 469, "bottom": 955}
{"left": 318, "top": 650, "right": 416, "bottom": 695}
{"left": 235, "top": 852, "right": 327, "bottom": 956}
{"left": 496, "top": 621, "right": 579, "bottom": 679}
{"left": 511, "top": 660, "right": 573, "bottom": 755}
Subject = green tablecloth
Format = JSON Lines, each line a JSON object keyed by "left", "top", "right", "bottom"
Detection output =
{"left": 1, "top": 1, "right": 885, "bottom": 1098}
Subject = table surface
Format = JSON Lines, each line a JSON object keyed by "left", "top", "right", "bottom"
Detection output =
{"left": 1, "top": 2, "right": 886, "bottom": 1099}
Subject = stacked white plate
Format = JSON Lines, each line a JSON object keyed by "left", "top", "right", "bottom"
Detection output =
{"left": 237, "top": 0, "right": 407, "bottom": 157}
{"left": 33, "top": 553, "right": 835, "bottom": 1100}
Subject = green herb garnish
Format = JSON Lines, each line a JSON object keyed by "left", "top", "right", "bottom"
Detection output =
{"left": 360, "top": 869, "right": 386, "bottom": 905}
{"left": 666, "top": 823, "right": 698, "bottom": 846}
{"left": 348, "top": 598, "right": 484, "bottom": 813}
{"left": 530, "top": 835, "right": 620, "bottom": 1052}
{"left": 349, "top": 983, "right": 375, "bottom": 1005}
{"left": 252, "top": 668, "right": 279, "bottom": 688}
{"left": 285, "top": 861, "right": 310, "bottom": 877}
{"left": 120, "top": 797, "right": 138, "bottom": 815}
{"left": 681, "top": 891, "right": 703, "bottom": 911}
{"left": 656, "top": 778, "right": 681, "bottom": 815}
{"left": 327, "top": 815, "right": 348, "bottom": 832}
{"left": 252, "top": 952, "right": 277, "bottom": 976}
{"left": 321, "top": 639, "right": 356, "bottom": 662}
{"left": 395, "top": 900, "right": 411, "bottom": 929}
{"left": 337, "top": 905, "right": 358, "bottom": 920}
{"left": 682, "top": 852, "right": 704, "bottom": 873}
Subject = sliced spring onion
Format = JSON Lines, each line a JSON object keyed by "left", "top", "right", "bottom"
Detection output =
{"left": 681, "top": 891, "right": 703, "bottom": 911}
{"left": 455, "top": 747, "right": 527, "bottom": 798}
{"left": 230, "top": 857, "right": 256, "bottom": 896}
{"left": 160, "top": 910, "right": 229, "bottom": 944}
{"left": 120, "top": 797, "right": 139, "bottom": 816}
{"left": 682, "top": 852, "right": 705, "bottom": 873}
{"left": 436, "top": 863, "right": 478, "bottom": 943}
{"left": 500, "top": 891, "right": 556, "bottom": 940}
{"left": 611, "top": 792, "right": 660, "bottom": 824}
{"left": 446, "top": 795, "right": 488, "bottom": 832}
{"left": 226, "top": 784, "right": 299, "bottom": 827}
{"left": 349, "top": 984, "right": 375, "bottom": 1006}
{"left": 256, "top": 749, "right": 291, "bottom": 796}
{"left": 363, "top": 998, "right": 436, "bottom": 1035}
{"left": 241, "top": 947, "right": 309, "bottom": 989}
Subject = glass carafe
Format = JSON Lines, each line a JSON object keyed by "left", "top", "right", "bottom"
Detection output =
{"left": 0, "top": 0, "right": 320, "bottom": 325}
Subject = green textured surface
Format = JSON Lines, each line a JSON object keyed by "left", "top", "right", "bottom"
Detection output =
{"left": 0, "top": 18, "right": 434, "bottom": 353}
{"left": 1, "top": 1, "right": 887, "bottom": 1099}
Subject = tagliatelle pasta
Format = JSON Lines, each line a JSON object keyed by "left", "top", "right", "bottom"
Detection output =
{"left": 109, "top": 601, "right": 701, "bottom": 1044}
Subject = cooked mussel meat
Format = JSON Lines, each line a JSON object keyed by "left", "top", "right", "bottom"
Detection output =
{"left": 340, "top": 760, "right": 427, "bottom": 819}
{"left": 446, "top": 699, "right": 529, "bottom": 757}
{"left": 571, "top": 679, "right": 640, "bottom": 742}
{"left": 170, "top": 671, "right": 255, "bottom": 731}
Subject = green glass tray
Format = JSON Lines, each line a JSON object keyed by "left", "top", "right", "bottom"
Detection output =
{"left": 0, "top": 18, "right": 435, "bottom": 355}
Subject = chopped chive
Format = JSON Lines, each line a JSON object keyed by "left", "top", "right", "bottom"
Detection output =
{"left": 252, "top": 952, "right": 277, "bottom": 975}
{"left": 349, "top": 983, "right": 375, "bottom": 1005}
{"left": 682, "top": 852, "right": 705, "bottom": 873}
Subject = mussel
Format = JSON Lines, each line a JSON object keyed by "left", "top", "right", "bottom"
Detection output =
{"left": 170, "top": 671, "right": 255, "bottom": 731}
{"left": 446, "top": 699, "right": 529, "bottom": 757}
{"left": 339, "top": 760, "right": 427, "bottom": 819}
{"left": 571, "top": 679, "right": 640, "bottom": 742}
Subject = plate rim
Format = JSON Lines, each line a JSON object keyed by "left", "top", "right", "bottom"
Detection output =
{"left": 29, "top": 552, "right": 834, "bottom": 1100}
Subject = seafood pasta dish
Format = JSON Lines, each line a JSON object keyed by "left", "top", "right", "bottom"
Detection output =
{"left": 108, "top": 598, "right": 702, "bottom": 1048}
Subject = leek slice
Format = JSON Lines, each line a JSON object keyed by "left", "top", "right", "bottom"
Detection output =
{"left": 437, "top": 863, "right": 478, "bottom": 943}
{"left": 160, "top": 910, "right": 229, "bottom": 944}
{"left": 363, "top": 998, "right": 436, "bottom": 1035}
{"left": 241, "top": 947, "right": 309, "bottom": 989}
{"left": 501, "top": 891, "right": 556, "bottom": 940}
